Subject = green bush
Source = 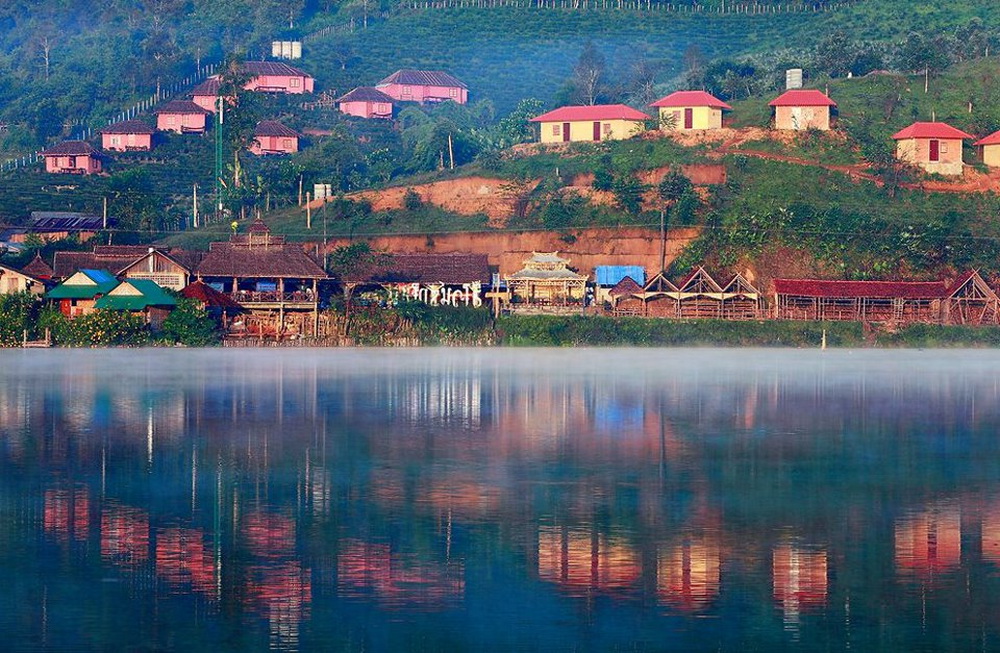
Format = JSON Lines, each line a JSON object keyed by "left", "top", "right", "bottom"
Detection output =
{"left": 158, "top": 298, "right": 221, "bottom": 347}
{"left": 0, "top": 292, "right": 41, "bottom": 347}
{"left": 62, "top": 310, "right": 150, "bottom": 347}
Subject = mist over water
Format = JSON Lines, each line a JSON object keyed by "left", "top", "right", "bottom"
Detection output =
{"left": 2, "top": 348, "right": 1000, "bottom": 652}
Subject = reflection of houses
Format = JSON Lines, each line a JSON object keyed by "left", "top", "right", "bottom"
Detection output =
{"left": 93, "top": 278, "right": 178, "bottom": 329}
{"left": 982, "top": 503, "right": 1000, "bottom": 565}
{"left": 43, "top": 486, "right": 91, "bottom": 543}
{"left": 610, "top": 267, "right": 762, "bottom": 319}
{"left": 337, "top": 87, "right": 395, "bottom": 119}
{"left": 773, "top": 271, "right": 999, "bottom": 325}
{"left": 195, "top": 218, "right": 327, "bottom": 337}
{"left": 895, "top": 503, "right": 962, "bottom": 579}
{"left": 657, "top": 536, "right": 722, "bottom": 612}
{"left": 893, "top": 121, "right": 971, "bottom": 176}
{"left": 337, "top": 538, "right": 464, "bottom": 610}
{"left": 537, "top": 525, "right": 640, "bottom": 595}
{"left": 531, "top": 104, "right": 650, "bottom": 143}
{"left": 772, "top": 544, "right": 828, "bottom": 629}
{"left": 101, "top": 504, "right": 150, "bottom": 565}
{"left": 156, "top": 527, "right": 217, "bottom": 596}
{"left": 40, "top": 140, "right": 103, "bottom": 174}
{"left": 769, "top": 89, "right": 836, "bottom": 131}
{"left": 53, "top": 245, "right": 198, "bottom": 290}
{"left": 100, "top": 119, "right": 155, "bottom": 152}
{"left": 376, "top": 69, "right": 467, "bottom": 105}
{"left": 46, "top": 268, "right": 119, "bottom": 317}
{"left": 359, "top": 252, "right": 490, "bottom": 307}
{"left": 504, "top": 252, "right": 587, "bottom": 307}
{"left": 250, "top": 120, "right": 299, "bottom": 155}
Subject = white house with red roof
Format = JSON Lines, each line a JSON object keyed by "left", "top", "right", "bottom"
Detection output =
{"left": 894, "top": 122, "right": 972, "bottom": 176}
{"left": 375, "top": 69, "right": 468, "bottom": 105}
{"left": 530, "top": 104, "right": 651, "bottom": 143}
{"left": 769, "top": 89, "right": 837, "bottom": 131}
{"left": 650, "top": 91, "right": 731, "bottom": 131}
{"left": 974, "top": 129, "right": 1000, "bottom": 168}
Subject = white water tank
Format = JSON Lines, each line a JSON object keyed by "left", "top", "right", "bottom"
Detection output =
{"left": 785, "top": 68, "right": 803, "bottom": 90}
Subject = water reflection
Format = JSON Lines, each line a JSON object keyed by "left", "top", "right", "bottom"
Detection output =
{"left": 4, "top": 349, "right": 1000, "bottom": 651}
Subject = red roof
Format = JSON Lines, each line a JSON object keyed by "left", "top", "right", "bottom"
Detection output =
{"left": 530, "top": 104, "right": 651, "bottom": 123}
{"left": 893, "top": 122, "right": 973, "bottom": 141}
{"left": 773, "top": 278, "right": 947, "bottom": 299}
{"left": 650, "top": 91, "right": 731, "bottom": 110}
{"left": 609, "top": 276, "right": 643, "bottom": 297}
{"left": 769, "top": 90, "right": 837, "bottom": 107}
{"left": 975, "top": 129, "right": 1000, "bottom": 146}
{"left": 181, "top": 280, "right": 242, "bottom": 309}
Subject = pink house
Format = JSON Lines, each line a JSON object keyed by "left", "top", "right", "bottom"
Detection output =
{"left": 375, "top": 69, "right": 468, "bottom": 105}
{"left": 100, "top": 119, "right": 155, "bottom": 151}
{"left": 40, "top": 141, "right": 103, "bottom": 175}
{"left": 250, "top": 121, "right": 299, "bottom": 155}
{"left": 155, "top": 100, "right": 211, "bottom": 134}
{"left": 336, "top": 87, "right": 395, "bottom": 119}
{"left": 190, "top": 78, "right": 223, "bottom": 113}
{"left": 242, "top": 61, "right": 314, "bottom": 94}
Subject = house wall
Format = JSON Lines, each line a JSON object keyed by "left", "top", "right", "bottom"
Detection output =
{"left": 657, "top": 106, "right": 722, "bottom": 130}
{"left": 983, "top": 144, "right": 1000, "bottom": 167}
{"left": 44, "top": 155, "right": 102, "bottom": 174}
{"left": 246, "top": 75, "right": 314, "bottom": 94}
{"left": 378, "top": 83, "right": 467, "bottom": 104}
{"left": 339, "top": 100, "right": 392, "bottom": 119}
{"left": 102, "top": 133, "right": 152, "bottom": 151}
{"left": 157, "top": 113, "right": 207, "bottom": 133}
{"left": 774, "top": 105, "right": 831, "bottom": 131}
{"left": 538, "top": 119, "right": 645, "bottom": 144}
{"left": 896, "top": 137, "right": 964, "bottom": 176}
{"left": 0, "top": 270, "right": 43, "bottom": 295}
{"left": 192, "top": 95, "right": 217, "bottom": 113}
{"left": 250, "top": 135, "right": 299, "bottom": 155}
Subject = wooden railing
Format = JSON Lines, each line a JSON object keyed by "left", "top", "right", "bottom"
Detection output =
{"left": 231, "top": 291, "right": 316, "bottom": 303}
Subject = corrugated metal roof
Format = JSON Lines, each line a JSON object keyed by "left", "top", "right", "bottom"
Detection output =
{"left": 595, "top": 265, "right": 646, "bottom": 286}
{"left": 254, "top": 120, "right": 299, "bottom": 137}
{"left": 650, "top": 91, "right": 732, "bottom": 110}
{"left": 337, "top": 86, "right": 396, "bottom": 103}
{"left": 100, "top": 119, "right": 154, "bottom": 135}
{"left": 40, "top": 141, "right": 100, "bottom": 156}
{"left": 893, "top": 121, "right": 973, "bottom": 141}
{"left": 243, "top": 61, "right": 311, "bottom": 77}
{"left": 95, "top": 279, "right": 178, "bottom": 310}
{"left": 773, "top": 278, "right": 947, "bottom": 299}
{"left": 530, "top": 104, "right": 651, "bottom": 122}
{"left": 377, "top": 69, "right": 467, "bottom": 89}
{"left": 769, "top": 89, "right": 837, "bottom": 107}
{"left": 154, "top": 100, "right": 211, "bottom": 115}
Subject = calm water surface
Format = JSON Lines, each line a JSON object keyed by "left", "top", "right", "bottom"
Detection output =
{"left": 2, "top": 348, "right": 1000, "bottom": 652}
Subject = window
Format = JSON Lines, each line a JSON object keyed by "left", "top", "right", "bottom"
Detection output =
{"left": 940, "top": 142, "right": 949, "bottom": 153}
{"left": 111, "top": 136, "right": 120, "bottom": 146}
{"left": 403, "top": 86, "right": 411, "bottom": 96}
{"left": 603, "top": 123, "right": 612, "bottom": 135}
{"left": 167, "top": 116, "right": 176, "bottom": 125}
{"left": 377, "top": 103, "right": 388, "bottom": 113}
{"left": 552, "top": 124, "right": 561, "bottom": 136}
{"left": 449, "top": 88, "right": 457, "bottom": 97}
{"left": 283, "top": 139, "right": 293, "bottom": 149}
{"left": 290, "top": 78, "right": 300, "bottom": 88}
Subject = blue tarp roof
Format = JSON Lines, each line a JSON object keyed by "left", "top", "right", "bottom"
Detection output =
{"left": 594, "top": 265, "right": 645, "bottom": 287}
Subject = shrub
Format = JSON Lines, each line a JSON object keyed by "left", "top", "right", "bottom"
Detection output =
{"left": 158, "top": 298, "right": 221, "bottom": 346}
{"left": 403, "top": 187, "right": 423, "bottom": 211}
{"left": 0, "top": 292, "right": 41, "bottom": 347}
{"left": 65, "top": 310, "right": 150, "bottom": 347}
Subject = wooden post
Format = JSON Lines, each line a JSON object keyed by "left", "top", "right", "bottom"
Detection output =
{"left": 659, "top": 209, "right": 666, "bottom": 271}
{"left": 193, "top": 184, "right": 199, "bottom": 228}
{"left": 448, "top": 133, "right": 455, "bottom": 170}
{"left": 306, "top": 192, "right": 312, "bottom": 229}
{"left": 298, "top": 175, "right": 304, "bottom": 206}
{"left": 103, "top": 197, "right": 108, "bottom": 229}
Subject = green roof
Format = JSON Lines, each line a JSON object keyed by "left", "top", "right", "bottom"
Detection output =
{"left": 94, "top": 279, "right": 178, "bottom": 310}
{"left": 47, "top": 269, "right": 119, "bottom": 299}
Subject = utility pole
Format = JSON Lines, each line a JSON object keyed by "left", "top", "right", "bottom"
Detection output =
{"left": 306, "top": 192, "right": 312, "bottom": 229}
{"left": 102, "top": 197, "right": 108, "bottom": 229}
{"left": 448, "top": 133, "right": 455, "bottom": 170}
{"left": 215, "top": 96, "right": 224, "bottom": 216}
{"left": 298, "top": 175, "right": 304, "bottom": 206}
{"left": 193, "top": 184, "right": 199, "bottom": 228}
{"left": 659, "top": 209, "right": 666, "bottom": 272}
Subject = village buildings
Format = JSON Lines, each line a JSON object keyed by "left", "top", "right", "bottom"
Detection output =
{"left": 337, "top": 87, "right": 395, "bottom": 119}
{"left": 530, "top": 105, "right": 650, "bottom": 143}
{"left": 0, "top": 262, "right": 47, "bottom": 295}
{"left": 976, "top": 129, "right": 1000, "bottom": 167}
{"left": 376, "top": 69, "right": 468, "bottom": 105}
{"left": 100, "top": 119, "right": 155, "bottom": 152}
{"left": 769, "top": 89, "right": 837, "bottom": 131}
{"left": 892, "top": 122, "right": 972, "bottom": 176}
{"left": 40, "top": 141, "right": 103, "bottom": 174}
{"left": 650, "top": 91, "right": 731, "bottom": 131}
{"left": 250, "top": 121, "right": 300, "bottom": 155}
{"left": 2, "top": 212, "right": 107, "bottom": 245}
{"left": 242, "top": 61, "right": 315, "bottom": 94}
{"left": 155, "top": 100, "right": 212, "bottom": 134}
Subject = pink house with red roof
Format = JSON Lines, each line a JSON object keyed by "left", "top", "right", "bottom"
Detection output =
{"left": 530, "top": 104, "right": 650, "bottom": 143}
{"left": 155, "top": 100, "right": 211, "bottom": 134}
{"left": 40, "top": 141, "right": 103, "bottom": 174}
{"left": 974, "top": 129, "right": 1000, "bottom": 167}
{"left": 769, "top": 89, "right": 837, "bottom": 131}
{"left": 375, "top": 69, "right": 467, "bottom": 105}
{"left": 242, "top": 62, "right": 314, "bottom": 94}
{"left": 337, "top": 87, "right": 395, "bottom": 119}
{"left": 650, "top": 91, "right": 731, "bottom": 131}
{"left": 893, "top": 121, "right": 972, "bottom": 176}
{"left": 249, "top": 121, "right": 300, "bottom": 155}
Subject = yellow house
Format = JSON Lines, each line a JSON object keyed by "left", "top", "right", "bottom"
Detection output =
{"left": 0, "top": 262, "right": 46, "bottom": 295}
{"left": 975, "top": 129, "right": 1000, "bottom": 167}
{"left": 649, "top": 91, "right": 731, "bottom": 131}
{"left": 531, "top": 104, "right": 650, "bottom": 143}
{"left": 893, "top": 121, "right": 971, "bottom": 176}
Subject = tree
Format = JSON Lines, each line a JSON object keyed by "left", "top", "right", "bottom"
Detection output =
{"left": 492, "top": 98, "right": 544, "bottom": 148}
{"left": 573, "top": 41, "right": 606, "bottom": 106}
{"left": 328, "top": 242, "right": 390, "bottom": 332}
{"left": 216, "top": 54, "right": 262, "bottom": 209}
{"left": 107, "top": 168, "right": 161, "bottom": 232}
{"left": 658, "top": 168, "right": 692, "bottom": 203}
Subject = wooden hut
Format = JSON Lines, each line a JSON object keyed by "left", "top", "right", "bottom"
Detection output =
{"left": 642, "top": 271, "right": 681, "bottom": 318}
{"left": 0, "top": 262, "right": 47, "bottom": 295}
{"left": 504, "top": 252, "right": 587, "bottom": 306}
{"left": 675, "top": 267, "right": 725, "bottom": 319}
{"left": 719, "top": 272, "right": 763, "bottom": 320}
{"left": 944, "top": 270, "right": 999, "bottom": 325}
{"left": 352, "top": 252, "right": 491, "bottom": 307}
{"left": 608, "top": 276, "right": 644, "bottom": 315}
{"left": 46, "top": 269, "right": 119, "bottom": 317}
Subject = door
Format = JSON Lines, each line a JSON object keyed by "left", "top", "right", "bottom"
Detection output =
{"left": 593, "top": 121, "right": 602, "bottom": 141}
{"left": 684, "top": 108, "right": 693, "bottom": 129}
{"left": 929, "top": 139, "right": 940, "bottom": 162}
{"left": 562, "top": 123, "right": 571, "bottom": 142}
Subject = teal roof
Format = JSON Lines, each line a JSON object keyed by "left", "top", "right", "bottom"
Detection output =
{"left": 94, "top": 279, "right": 178, "bottom": 310}
{"left": 47, "top": 269, "right": 119, "bottom": 299}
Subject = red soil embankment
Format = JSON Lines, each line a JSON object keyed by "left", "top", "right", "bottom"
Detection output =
{"left": 323, "top": 226, "right": 701, "bottom": 277}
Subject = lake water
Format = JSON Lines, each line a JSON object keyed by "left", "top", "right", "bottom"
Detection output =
{"left": 2, "top": 348, "right": 1000, "bottom": 652}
